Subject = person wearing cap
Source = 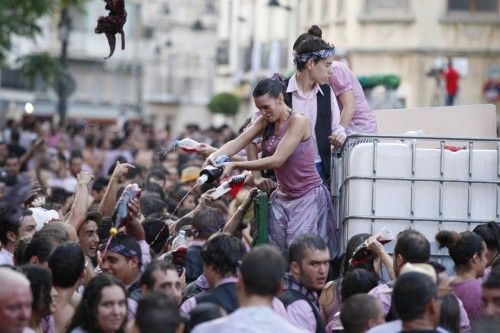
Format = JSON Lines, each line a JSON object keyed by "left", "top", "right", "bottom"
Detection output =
{"left": 77, "top": 211, "right": 101, "bottom": 267}
{"left": 180, "top": 166, "right": 202, "bottom": 185}
{"left": 101, "top": 233, "right": 144, "bottom": 320}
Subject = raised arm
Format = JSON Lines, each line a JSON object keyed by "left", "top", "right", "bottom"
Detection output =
{"left": 98, "top": 162, "right": 134, "bottom": 217}
{"left": 68, "top": 171, "right": 94, "bottom": 231}
{"left": 19, "top": 138, "right": 44, "bottom": 169}
{"left": 222, "top": 187, "right": 258, "bottom": 235}
{"left": 167, "top": 189, "right": 216, "bottom": 235}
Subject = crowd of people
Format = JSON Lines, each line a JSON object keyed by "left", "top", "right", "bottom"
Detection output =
{"left": 0, "top": 25, "right": 499, "bottom": 333}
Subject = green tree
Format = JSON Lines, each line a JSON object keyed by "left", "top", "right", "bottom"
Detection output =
{"left": 207, "top": 92, "right": 240, "bottom": 117}
{"left": 0, "top": 0, "right": 53, "bottom": 64}
{"left": 0, "top": 0, "right": 86, "bottom": 124}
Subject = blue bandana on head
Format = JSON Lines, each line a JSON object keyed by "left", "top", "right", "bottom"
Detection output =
{"left": 294, "top": 48, "right": 335, "bottom": 64}
{"left": 108, "top": 243, "right": 141, "bottom": 264}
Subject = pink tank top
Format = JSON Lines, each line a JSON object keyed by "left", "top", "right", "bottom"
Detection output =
{"left": 262, "top": 113, "right": 323, "bottom": 199}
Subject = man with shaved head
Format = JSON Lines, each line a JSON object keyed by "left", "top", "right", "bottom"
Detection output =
{"left": 0, "top": 267, "right": 33, "bottom": 333}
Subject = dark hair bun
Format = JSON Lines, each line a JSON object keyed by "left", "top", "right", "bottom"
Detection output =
{"left": 436, "top": 230, "right": 458, "bottom": 249}
{"left": 308, "top": 25, "right": 322, "bottom": 38}
{"left": 271, "top": 73, "right": 286, "bottom": 87}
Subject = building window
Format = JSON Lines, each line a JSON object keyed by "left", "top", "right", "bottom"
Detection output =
{"left": 364, "top": 0, "right": 411, "bottom": 15}
{"left": 321, "top": 0, "right": 330, "bottom": 20}
{"left": 359, "top": 0, "right": 414, "bottom": 23}
{"left": 337, "top": 0, "right": 345, "bottom": 16}
{"left": 216, "top": 40, "right": 229, "bottom": 65}
{"left": 0, "top": 69, "right": 33, "bottom": 91}
{"left": 448, "top": 0, "right": 498, "bottom": 12}
{"left": 443, "top": 0, "right": 499, "bottom": 23}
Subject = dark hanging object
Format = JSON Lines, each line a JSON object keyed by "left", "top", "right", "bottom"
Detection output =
{"left": 95, "top": 0, "right": 127, "bottom": 59}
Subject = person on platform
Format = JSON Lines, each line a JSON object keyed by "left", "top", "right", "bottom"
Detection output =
{"left": 293, "top": 25, "right": 377, "bottom": 145}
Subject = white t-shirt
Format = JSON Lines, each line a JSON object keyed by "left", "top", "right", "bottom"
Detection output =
{"left": 0, "top": 248, "right": 14, "bottom": 266}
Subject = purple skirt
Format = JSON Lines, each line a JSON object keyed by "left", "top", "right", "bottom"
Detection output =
{"left": 268, "top": 184, "right": 340, "bottom": 257}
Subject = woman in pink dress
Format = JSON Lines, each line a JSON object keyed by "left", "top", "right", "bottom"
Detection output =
{"left": 205, "top": 78, "right": 337, "bottom": 256}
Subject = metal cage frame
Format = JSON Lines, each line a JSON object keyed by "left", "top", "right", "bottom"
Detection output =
{"left": 331, "top": 134, "right": 500, "bottom": 253}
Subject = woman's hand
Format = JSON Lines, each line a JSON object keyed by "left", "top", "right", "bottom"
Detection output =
{"left": 199, "top": 188, "right": 217, "bottom": 206}
{"left": 218, "top": 162, "right": 236, "bottom": 178}
{"left": 252, "top": 175, "right": 277, "bottom": 192}
{"left": 366, "top": 234, "right": 396, "bottom": 280}
{"left": 329, "top": 126, "right": 347, "bottom": 148}
{"left": 111, "top": 161, "right": 135, "bottom": 183}
{"left": 198, "top": 143, "right": 217, "bottom": 158}
{"left": 203, "top": 152, "right": 219, "bottom": 168}
{"left": 366, "top": 236, "right": 385, "bottom": 257}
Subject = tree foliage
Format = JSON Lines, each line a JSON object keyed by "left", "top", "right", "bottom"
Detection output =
{"left": 0, "top": 0, "right": 85, "bottom": 64}
{"left": 207, "top": 92, "right": 240, "bottom": 116}
{"left": 18, "top": 53, "right": 75, "bottom": 95}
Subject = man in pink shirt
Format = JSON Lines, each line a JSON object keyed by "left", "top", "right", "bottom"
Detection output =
{"left": 281, "top": 235, "right": 330, "bottom": 333}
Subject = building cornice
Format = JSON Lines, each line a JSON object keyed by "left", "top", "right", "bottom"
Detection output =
{"left": 347, "top": 47, "right": 500, "bottom": 56}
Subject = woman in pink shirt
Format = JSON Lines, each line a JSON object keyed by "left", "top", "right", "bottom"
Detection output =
{"left": 293, "top": 25, "right": 378, "bottom": 145}
{"left": 436, "top": 230, "right": 488, "bottom": 323}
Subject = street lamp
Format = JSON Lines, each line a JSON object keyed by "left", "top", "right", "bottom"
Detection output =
{"left": 57, "top": 9, "right": 72, "bottom": 125}
{"left": 25, "top": 102, "right": 34, "bottom": 114}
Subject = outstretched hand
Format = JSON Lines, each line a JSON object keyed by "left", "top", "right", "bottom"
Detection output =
{"left": 365, "top": 235, "right": 385, "bottom": 257}
{"left": 241, "top": 187, "right": 259, "bottom": 208}
{"left": 252, "top": 176, "right": 277, "bottom": 192}
{"left": 198, "top": 143, "right": 217, "bottom": 158}
{"left": 329, "top": 132, "right": 347, "bottom": 147}
{"left": 217, "top": 162, "right": 236, "bottom": 179}
{"left": 202, "top": 153, "right": 217, "bottom": 168}
{"left": 111, "top": 161, "right": 135, "bottom": 182}
{"left": 124, "top": 196, "right": 145, "bottom": 241}
{"left": 199, "top": 188, "right": 217, "bottom": 206}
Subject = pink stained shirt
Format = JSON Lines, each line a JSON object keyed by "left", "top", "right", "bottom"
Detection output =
{"left": 329, "top": 61, "right": 378, "bottom": 135}
{"left": 286, "top": 299, "right": 318, "bottom": 333}
{"left": 369, "top": 283, "right": 471, "bottom": 333}
{"left": 180, "top": 276, "right": 287, "bottom": 318}
{"left": 286, "top": 74, "right": 341, "bottom": 163}
{"left": 250, "top": 75, "right": 341, "bottom": 163}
